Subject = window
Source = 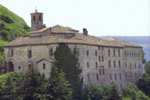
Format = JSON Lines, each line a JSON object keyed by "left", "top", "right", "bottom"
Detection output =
{"left": 33, "top": 16, "right": 36, "bottom": 21}
{"left": 39, "top": 15, "right": 42, "bottom": 21}
{"left": 108, "top": 49, "right": 111, "bottom": 57}
{"left": 113, "top": 49, "right": 115, "bottom": 56}
{"left": 28, "top": 64, "right": 32, "bottom": 71}
{"left": 115, "top": 74, "right": 117, "bottom": 80}
{"left": 114, "top": 61, "right": 116, "bottom": 68}
{"left": 49, "top": 49, "right": 53, "bottom": 57}
{"left": 43, "top": 63, "right": 46, "bottom": 70}
{"left": 18, "top": 66, "right": 21, "bottom": 69}
{"left": 118, "top": 49, "right": 120, "bottom": 57}
{"left": 11, "top": 49, "right": 13, "bottom": 57}
{"left": 118, "top": 60, "right": 121, "bottom": 68}
{"left": 119, "top": 73, "right": 122, "bottom": 80}
{"left": 28, "top": 50, "right": 32, "bottom": 58}
{"left": 99, "top": 69, "right": 101, "bottom": 75}
{"left": 98, "top": 46, "right": 100, "bottom": 50}
{"left": 102, "top": 56, "right": 104, "bottom": 62}
{"left": 96, "top": 74, "right": 99, "bottom": 81}
{"left": 109, "top": 74, "right": 112, "bottom": 80}
{"left": 95, "top": 51, "right": 97, "bottom": 56}
{"left": 108, "top": 60, "right": 111, "bottom": 68}
{"left": 87, "top": 50, "right": 89, "bottom": 56}
{"left": 87, "top": 62, "right": 89, "bottom": 68}
{"left": 99, "top": 56, "right": 101, "bottom": 62}
{"left": 96, "top": 62, "right": 98, "bottom": 68}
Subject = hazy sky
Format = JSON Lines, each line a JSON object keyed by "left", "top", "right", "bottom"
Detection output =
{"left": 0, "top": 0, "right": 150, "bottom": 36}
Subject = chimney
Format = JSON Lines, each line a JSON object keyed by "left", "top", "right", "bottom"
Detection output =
{"left": 83, "top": 28, "right": 88, "bottom": 35}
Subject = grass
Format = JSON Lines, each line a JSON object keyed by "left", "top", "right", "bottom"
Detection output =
{"left": 0, "top": 5, "right": 30, "bottom": 41}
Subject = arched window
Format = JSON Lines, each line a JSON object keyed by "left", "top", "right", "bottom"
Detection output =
{"left": 28, "top": 64, "right": 32, "bottom": 71}
{"left": 33, "top": 16, "right": 36, "bottom": 21}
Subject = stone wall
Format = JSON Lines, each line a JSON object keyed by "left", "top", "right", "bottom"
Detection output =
{"left": 4, "top": 43, "right": 143, "bottom": 90}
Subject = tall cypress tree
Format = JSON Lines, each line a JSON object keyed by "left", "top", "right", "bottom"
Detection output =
{"left": 45, "top": 65, "right": 72, "bottom": 100}
{"left": 54, "top": 43, "right": 83, "bottom": 100}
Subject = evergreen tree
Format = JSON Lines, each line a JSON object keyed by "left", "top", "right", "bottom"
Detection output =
{"left": 14, "top": 71, "right": 44, "bottom": 100}
{"left": 54, "top": 43, "right": 83, "bottom": 99}
{"left": 142, "top": 51, "right": 146, "bottom": 64}
{"left": 106, "top": 83, "right": 122, "bottom": 100}
{"left": 145, "top": 61, "right": 150, "bottom": 74}
{"left": 137, "top": 73, "right": 150, "bottom": 97}
{"left": 1, "top": 77, "right": 16, "bottom": 100}
{"left": 44, "top": 65, "right": 72, "bottom": 100}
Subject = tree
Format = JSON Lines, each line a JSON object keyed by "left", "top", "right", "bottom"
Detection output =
{"left": 122, "top": 83, "right": 150, "bottom": 100}
{"left": 54, "top": 43, "right": 82, "bottom": 100}
{"left": 83, "top": 84, "right": 103, "bottom": 100}
{"left": 106, "top": 83, "right": 122, "bottom": 100}
{"left": 137, "top": 73, "right": 150, "bottom": 97}
{"left": 142, "top": 51, "right": 146, "bottom": 64}
{"left": 145, "top": 61, "right": 150, "bottom": 74}
{"left": 44, "top": 65, "right": 72, "bottom": 100}
{"left": 0, "top": 72, "right": 21, "bottom": 100}
{"left": 14, "top": 71, "right": 44, "bottom": 100}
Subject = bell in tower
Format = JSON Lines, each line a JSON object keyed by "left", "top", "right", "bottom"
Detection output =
{"left": 31, "top": 9, "right": 45, "bottom": 31}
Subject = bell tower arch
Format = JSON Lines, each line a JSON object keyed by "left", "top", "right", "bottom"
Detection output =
{"left": 31, "top": 9, "right": 45, "bottom": 31}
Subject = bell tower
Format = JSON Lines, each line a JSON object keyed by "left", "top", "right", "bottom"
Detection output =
{"left": 31, "top": 9, "right": 45, "bottom": 31}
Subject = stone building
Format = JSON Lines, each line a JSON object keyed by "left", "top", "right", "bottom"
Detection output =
{"left": 4, "top": 10, "right": 143, "bottom": 90}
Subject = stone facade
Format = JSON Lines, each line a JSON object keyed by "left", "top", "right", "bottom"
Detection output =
{"left": 4, "top": 11, "right": 143, "bottom": 90}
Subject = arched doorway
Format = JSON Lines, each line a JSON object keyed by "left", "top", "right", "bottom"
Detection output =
{"left": 8, "top": 61, "right": 14, "bottom": 72}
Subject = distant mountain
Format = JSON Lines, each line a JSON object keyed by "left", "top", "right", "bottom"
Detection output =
{"left": 100, "top": 36, "right": 150, "bottom": 61}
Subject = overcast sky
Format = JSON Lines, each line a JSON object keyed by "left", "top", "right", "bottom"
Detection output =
{"left": 0, "top": 0, "right": 150, "bottom": 36}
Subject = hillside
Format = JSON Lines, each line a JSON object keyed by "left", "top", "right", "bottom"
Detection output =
{"left": 0, "top": 5, "right": 30, "bottom": 62}
{"left": 101, "top": 36, "right": 150, "bottom": 61}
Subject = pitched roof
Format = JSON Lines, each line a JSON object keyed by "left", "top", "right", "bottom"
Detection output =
{"left": 105, "top": 38, "right": 142, "bottom": 48}
{"left": 30, "top": 27, "right": 49, "bottom": 34}
{"left": 37, "top": 58, "right": 55, "bottom": 63}
{"left": 51, "top": 25, "right": 78, "bottom": 33}
{"left": 4, "top": 25, "right": 142, "bottom": 48}
{"left": 30, "top": 25, "right": 79, "bottom": 34}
